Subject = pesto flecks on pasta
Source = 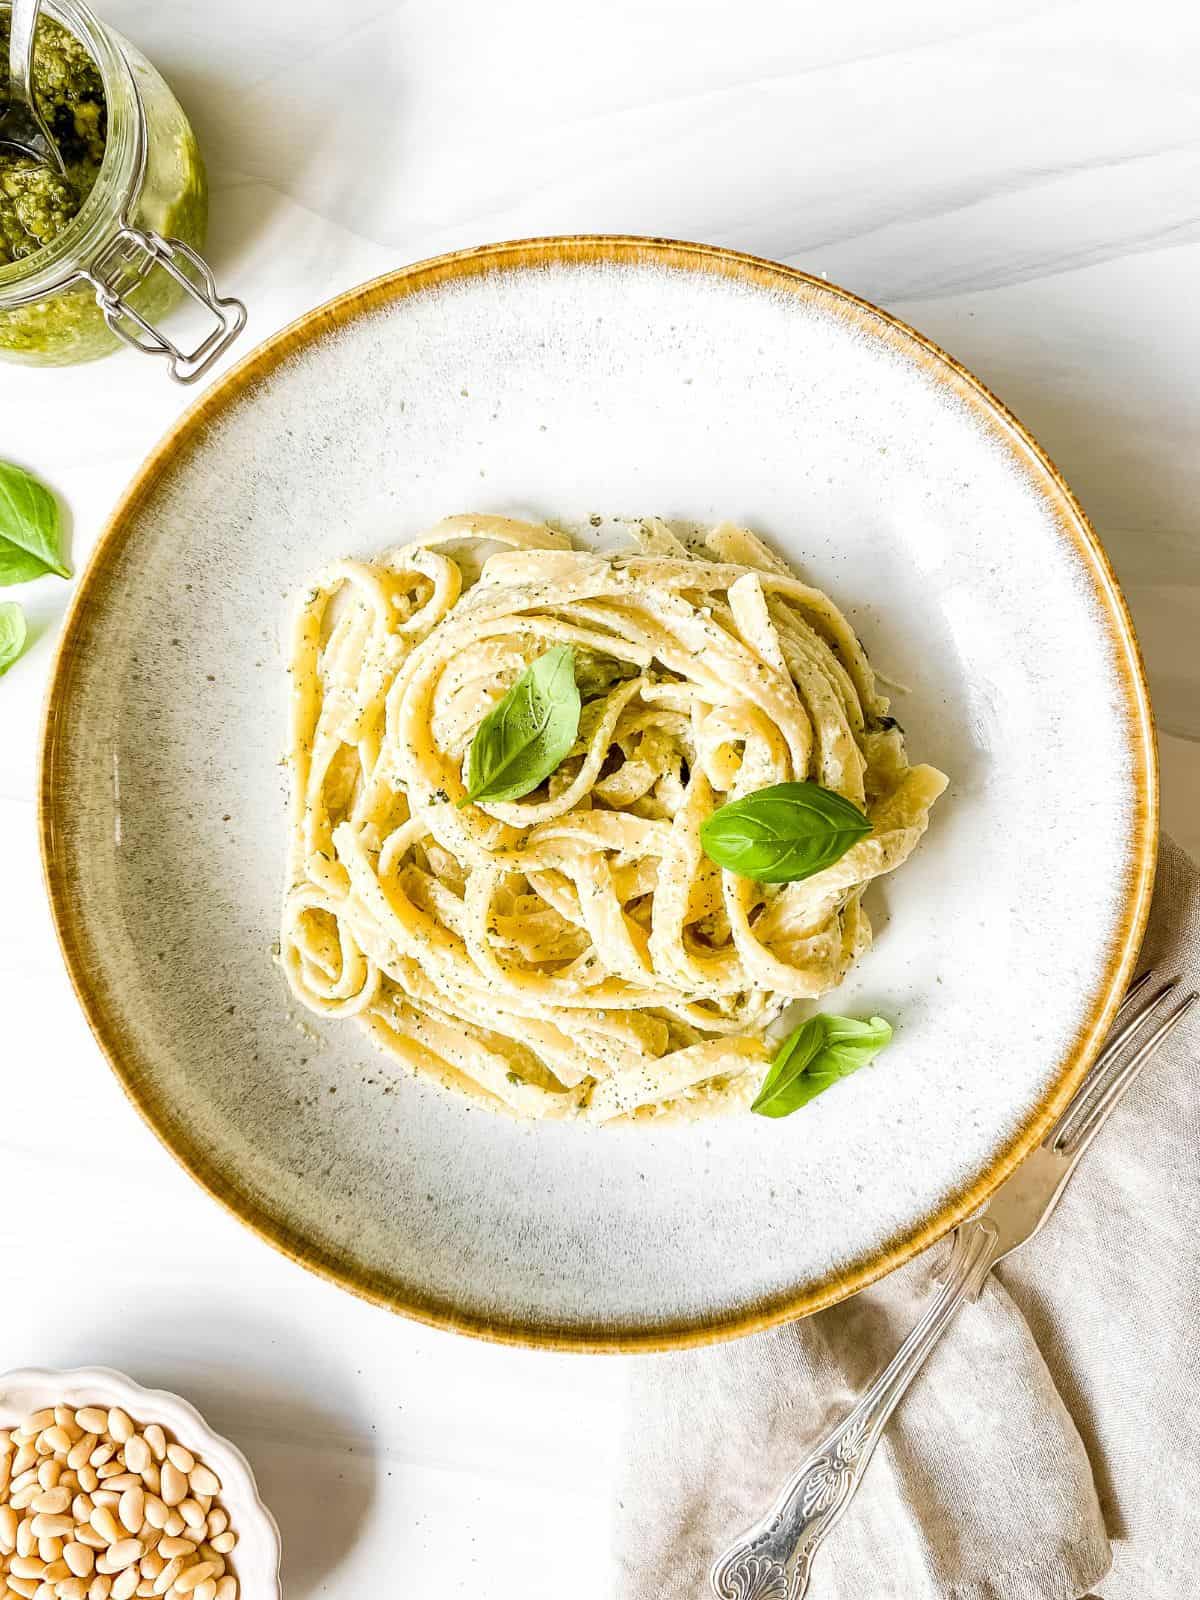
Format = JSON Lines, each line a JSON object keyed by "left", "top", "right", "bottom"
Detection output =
{"left": 280, "top": 515, "right": 947, "bottom": 1122}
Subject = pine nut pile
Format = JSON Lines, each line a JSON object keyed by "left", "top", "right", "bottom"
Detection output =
{"left": 0, "top": 1407, "right": 239, "bottom": 1600}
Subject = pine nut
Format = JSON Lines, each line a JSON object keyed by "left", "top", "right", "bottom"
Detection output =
{"left": 0, "top": 1455, "right": 11, "bottom": 1498}
{"left": 105, "top": 1418, "right": 131, "bottom": 1450}
{"left": 51, "top": 1411, "right": 71, "bottom": 1432}
{"left": 149, "top": 1560, "right": 182, "bottom": 1597}
{"left": 10, "top": 1487, "right": 39, "bottom": 1511}
{"left": 57, "top": 1581, "right": 89, "bottom": 1600}
{"left": 0, "top": 1503, "right": 17, "bottom": 1551}
{"left": 17, "top": 1517, "right": 37, "bottom": 1554}
{"left": 10, "top": 1559, "right": 46, "bottom": 1580}
{"left": 141, "top": 1500, "right": 167, "bottom": 1534}
{"left": 140, "top": 1434, "right": 164, "bottom": 1470}
{"left": 135, "top": 1588, "right": 155, "bottom": 1599}
{"left": 161, "top": 1517, "right": 183, "bottom": 1540}
{"left": 176, "top": 1503, "right": 204, "bottom": 1535}
{"left": 138, "top": 1468, "right": 159, "bottom": 1499}
{"left": 109, "top": 1571, "right": 137, "bottom": 1600}
{"left": 13, "top": 1447, "right": 38, "bottom": 1478}
{"left": 156, "top": 1469, "right": 185, "bottom": 1512}
{"left": 72, "top": 1415, "right": 103, "bottom": 1439}
{"left": 65, "top": 1440, "right": 95, "bottom": 1476}
{"left": 165, "top": 1449, "right": 194, "bottom": 1477}
{"left": 40, "top": 1540, "right": 65, "bottom": 1565}
{"left": 121, "top": 1441, "right": 149, "bottom": 1480}
{"left": 136, "top": 1557, "right": 161, "bottom": 1583}
{"left": 32, "top": 1517, "right": 73, "bottom": 1540}
{"left": 8, "top": 1580, "right": 39, "bottom": 1600}
{"left": 87, "top": 1449, "right": 114, "bottom": 1472}
{"left": 37, "top": 1464, "right": 61, "bottom": 1494}
{"left": 201, "top": 1511, "right": 224, "bottom": 1540}
{"left": 154, "top": 1540, "right": 194, "bottom": 1560}
{"left": 103, "top": 1541, "right": 142, "bottom": 1572}
{"left": 74, "top": 1530, "right": 106, "bottom": 1552}
{"left": 87, "top": 1581, "right": 110, "bottom": 1600}
{"left": 88, "top": 1508, "right": 120, "bottom": 1546}
{"left": 98, "top": 1478, "right": 138, "bottom": 1495}
{"left": 192, "top": 1586, "right": 216, "bottom": 1600}
{"left": 40, "top": 1432, "right": 71, "bottom": 1458}
{"left": 31, "top": 1489, "right": 71, "bottom": 1515}
{"left": 63, "top": 1543, "right": 94, "bottom": 1579}
{"left": 116, "top": 1490, "right": 143, "bottom": 1537}
{"left": 90, "top": 1493, "right": 118, "bottom": 1509}
{"left": 42, "top": 1564, "right": 70, "bottom": 1583}
{"left": 172, "top": 1566, "right": 214, "bottom": 1596}
{"left": 24, "top": 1415, "right": 55, "bottom": 1435}
{"left": 75, "top": 1471, "right": 97, "bottom": 1497}
{"left": 71, "top": 1496, "right": 92, "bottom": 1523}
{"left": 185, "top": 1465, "right": 218, "bottom": 1503}
{"left": 11, "top": 1471, "right": 39, "bottom": 1496}
{"left": 95, "top": 1467, "right": 123, "bottom": 1485}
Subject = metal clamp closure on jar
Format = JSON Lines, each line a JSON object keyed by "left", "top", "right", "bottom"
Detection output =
{"left": 85, "top": 225, "right": 247, "bottom": 384}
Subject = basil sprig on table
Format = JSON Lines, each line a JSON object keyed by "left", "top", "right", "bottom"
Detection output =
{"left": 0, "top": 461, "right": 72, "bottom": 679}
{"left": 0, "top": 602, "right": 27, "bottom": 677}
{"left": 0, "top": 460, "right": 71, "bottom": 584}
{"left": 752, "top": 1014, "right": 893, "bottom": 1118}
{"left": 461, "top": 644, "right": 581, "bottom": 805}
{"left": 699, "top": 781, "right": 871, "bottom": 883}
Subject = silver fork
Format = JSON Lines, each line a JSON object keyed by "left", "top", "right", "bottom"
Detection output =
{"left": 711, "top": 970, "right": 1198, "bottom": 1600}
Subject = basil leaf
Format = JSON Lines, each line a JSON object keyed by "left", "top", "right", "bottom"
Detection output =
{"left": 0, "top": 461, "right": 70, "bottom": 584}
{"left": 752, "top": 1014, "right": 893, "bottom": 1118}
{"left": 0, "top": 602, "right": 27, "bottom": 676}
{"left": 462, "top": 644, "right": 581, "bottom": 804}
{"left": 699, "top": 781, "right": 871, "bottom": 883}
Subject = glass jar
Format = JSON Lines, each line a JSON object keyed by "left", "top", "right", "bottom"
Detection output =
{"left": 0, "top": 0, "right": 244, "bottom": 380}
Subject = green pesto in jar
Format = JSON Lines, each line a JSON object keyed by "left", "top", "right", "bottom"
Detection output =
{"left": 0, "top": 14, "right": 209, "bottom": 366}
{"left": 0, "top": 13, "right": 106, "bottom": 265}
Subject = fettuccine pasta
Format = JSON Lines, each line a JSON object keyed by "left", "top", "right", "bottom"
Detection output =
{"left": 280, "top": 515, "right": 946, "bottom": 1122}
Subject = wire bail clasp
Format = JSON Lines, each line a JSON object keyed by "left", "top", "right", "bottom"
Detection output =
{"left": 85, "top": 226, "right": 247, "bottom": 384}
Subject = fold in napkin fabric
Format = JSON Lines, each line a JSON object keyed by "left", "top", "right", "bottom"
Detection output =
{"left": 615, "top": 836, "right": 1200, "bottom": 1600}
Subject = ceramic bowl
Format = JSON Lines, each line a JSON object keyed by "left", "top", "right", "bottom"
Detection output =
{"left": 39, "top": 237, "right": 1155, "bottom": 1349}
{"left": 0, "top": 1365, "right": 281, "bottom": 1596}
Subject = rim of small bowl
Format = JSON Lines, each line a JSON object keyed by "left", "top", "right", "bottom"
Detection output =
{"left": 0, "top": 1365, "right": 282, "bottom": 1597}
{"left": 37, "top": 234, "right": 1158, "bottom": 1351}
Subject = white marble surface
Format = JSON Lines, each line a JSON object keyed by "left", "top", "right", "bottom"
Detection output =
{"left": 1, "top": 2, "right": 1198, "bottom": 1594}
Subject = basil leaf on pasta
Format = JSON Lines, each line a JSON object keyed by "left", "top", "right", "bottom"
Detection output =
{"left": 0, "top": 602, "right": 28, "bottom": 676}
{"left": 463, "top": 644, "right": 581, "bottom": 804}
{"left": 752, "top": 1014, "right": 892, "bottom": 1118}
{"left": 700, "top": 781, "right": 871, "bottom": 883}
{"left": 0, "top": 461, "right": 70, "bottom": 584}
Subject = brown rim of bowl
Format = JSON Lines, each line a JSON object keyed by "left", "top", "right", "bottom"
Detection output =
{"left": 38, "top": 234, "right": 1158, "bottom": 1352}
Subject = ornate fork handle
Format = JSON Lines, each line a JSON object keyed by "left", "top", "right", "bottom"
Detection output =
{"left": 711, "top": 1219, "right": 999, "bottom": 1600}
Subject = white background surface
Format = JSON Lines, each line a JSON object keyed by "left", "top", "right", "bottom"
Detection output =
{"left": 2, "top": 2, "right": 1198, "bottom": 1595}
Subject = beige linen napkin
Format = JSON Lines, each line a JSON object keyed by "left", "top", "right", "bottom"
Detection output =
{"left": 615, "top": 836, "right": 1200, "bottom": 1600}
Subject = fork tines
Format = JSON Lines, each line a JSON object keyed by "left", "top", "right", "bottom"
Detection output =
{"left": 1049, "top": 971, "right": 1198, "bottom": 1157}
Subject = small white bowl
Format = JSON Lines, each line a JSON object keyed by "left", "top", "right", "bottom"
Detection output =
{"left": 0, "top": 1366, "right": 282, "bottom": 1599}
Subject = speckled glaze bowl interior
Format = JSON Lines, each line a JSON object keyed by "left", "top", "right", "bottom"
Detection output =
{"left": 40, "top": 237, "right": 1155, "bottom": 1349}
